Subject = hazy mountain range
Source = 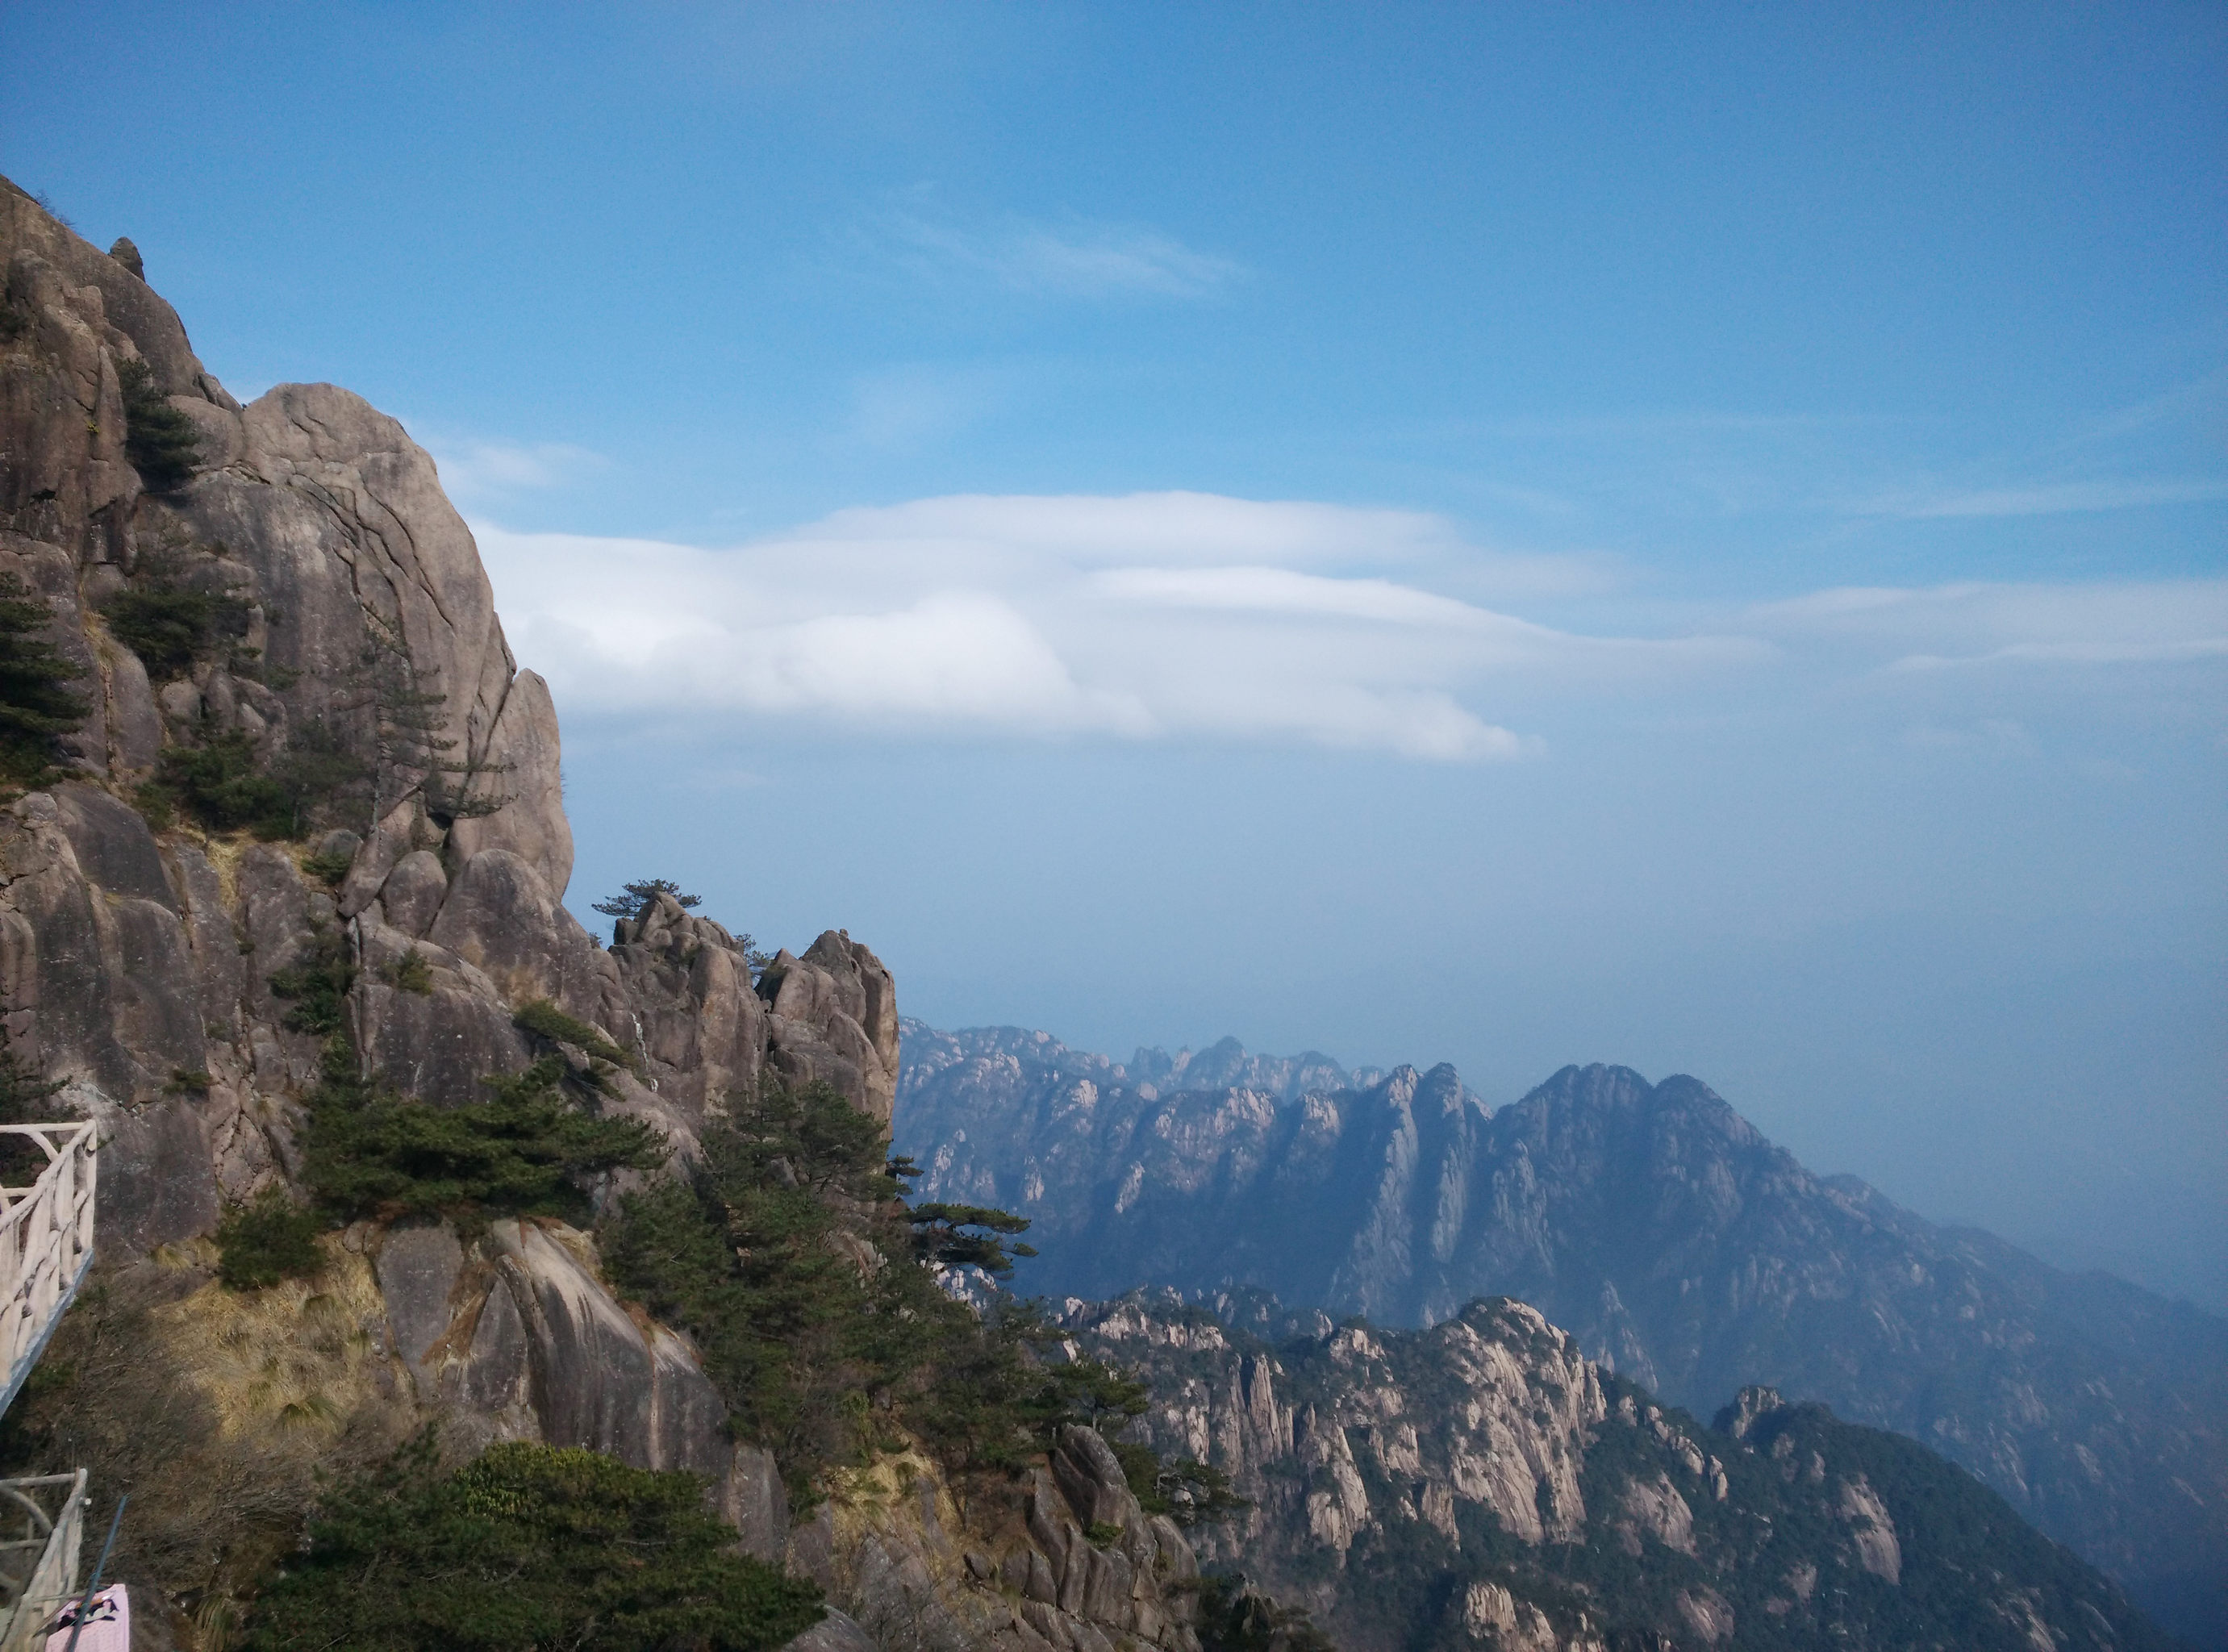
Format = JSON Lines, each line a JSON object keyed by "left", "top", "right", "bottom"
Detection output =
{"left": 895, "top": 1020, "right": 2228, "bottom": 1648}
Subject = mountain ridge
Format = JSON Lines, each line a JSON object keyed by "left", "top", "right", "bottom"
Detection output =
{"left": 1066, "top": 1287, "right": 2181, "bottom": 1652}
{"left": 895, "top": 1021, "right": 2228, "bottom": 1647}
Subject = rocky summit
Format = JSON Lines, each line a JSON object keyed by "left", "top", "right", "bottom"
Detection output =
{"left": 896, "top": 1022, "right": 2228, "bottom": 1646}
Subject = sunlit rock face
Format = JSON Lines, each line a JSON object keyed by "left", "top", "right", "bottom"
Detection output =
{"left": 898, "top": 1022, "right": 2228, "bottom": 1641}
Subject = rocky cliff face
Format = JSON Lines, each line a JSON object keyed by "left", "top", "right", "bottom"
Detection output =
{"left": 896, "top": 1025, "right": 2228, "bottom": 1647}
{"left": 1066, "top": 1291, "right": 2175, "bottom": 1652}
{"left": 0, "top": 177, "right": 1200, "bottom": 1652}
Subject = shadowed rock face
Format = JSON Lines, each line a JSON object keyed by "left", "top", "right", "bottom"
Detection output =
{"left": 1070, "top": 1291, "right": 2179, "bottom": 1652}
{"left": 897, "top": 1025, "right": 2228, "bottom": 1646}
{"left": 0, "top": 178, "right": 1179, "bottom": 1652}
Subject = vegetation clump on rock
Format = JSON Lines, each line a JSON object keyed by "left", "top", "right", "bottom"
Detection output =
{"left": 592, "top": 877, "right": 701, "bottom": 920}
{"left": 215, "top": 1190, "right": 325, "bottom": 1290}
{"left": 1193, "top": 1574, "right": 1337, "bottom": 1652}
{"left": 268, "top": 930, "right": 357, "bottom": 1037}
{"left": 98, "top": 549, "right": 253, "bottom": 682}
{"left": 239, "top": 1434, "right": 824, "bottom": 1652}
{"left": 138, "top": 720, "right": 365, "bottom": 841}
{"left": 305, "top": 1046, "right": 663, "bottom": 1229}
{"left": 514, "top": 996, "right": 632, "bottom": 1068}
{"left": 603, "top": 1074, "right": 1198, "bottom": 1515}
{"left": 0, "top": 574, "right": 89, "bottom": 787}
{"left": 116, "top": 355, "right": 201, "bottom": 492}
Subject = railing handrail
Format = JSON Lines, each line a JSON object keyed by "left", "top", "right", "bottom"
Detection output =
{"left": 0, "top": 1467, "right": 85, "bottom": 1652}
{"left": 0, "top": 1124, "right": 97, "bottom": 1421}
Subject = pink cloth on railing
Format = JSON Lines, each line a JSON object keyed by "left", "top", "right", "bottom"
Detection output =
{"left": 44, "top": 1584, "right": 127, "bottom": 1651}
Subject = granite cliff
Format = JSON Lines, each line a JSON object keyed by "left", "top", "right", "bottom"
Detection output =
{"left": 0, "top": 177, "right": 1207, "bottom": 1652}
{"left": 896, "top": 1023, "right": 2228, "bottom": 1647}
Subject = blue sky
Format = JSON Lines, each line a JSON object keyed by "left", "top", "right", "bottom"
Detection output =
{"left": 6, "top": 2, "right": 2224, "bottom": 1306}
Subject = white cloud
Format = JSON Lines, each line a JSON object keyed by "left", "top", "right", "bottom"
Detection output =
{"left": 474, "top": 492, "right": 1733, "bottom": 761}
{"left": 882, "top": 208, "right": 1242, "bottom": 300}
{"left": 427, "top": 438, "right": 607, "bottom": 500}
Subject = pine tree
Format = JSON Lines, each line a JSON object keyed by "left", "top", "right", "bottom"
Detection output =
{"left": 0, "top": 576, "right": 88, "bottom": 785}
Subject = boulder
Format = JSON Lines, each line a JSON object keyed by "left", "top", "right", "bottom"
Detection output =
{"left": 354, "top": 919, "right": 531, "bottom": 1106}
{"left": 485, "top": 1218, "right": 728, "bottom": 1476}
{"left": 53, "top": 783, "right": 173, "bottom": 911}
{"left": 426, "top": 848, "right": 620, "bottom": 1028}
{"left": 377, "top": 849, "right": 447, "bottom": 939}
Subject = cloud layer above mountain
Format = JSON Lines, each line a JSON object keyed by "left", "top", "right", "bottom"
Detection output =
{"left": 472, "top": 492, "right": 2226, "bottom": 761}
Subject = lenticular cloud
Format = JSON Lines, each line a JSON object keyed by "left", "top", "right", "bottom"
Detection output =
{"left": 472, "top": 491, "right": 2222, "bottom": 759}
{"left": 474, "top": 493, "right": 1571, "bottom": 758}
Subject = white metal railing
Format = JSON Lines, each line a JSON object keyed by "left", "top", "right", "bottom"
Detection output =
{"left": 0, "top": 1470, "right": 84, "bottom": 1652}
{"left": 0, "top": 1124, "right": 97, "bottom": 1420}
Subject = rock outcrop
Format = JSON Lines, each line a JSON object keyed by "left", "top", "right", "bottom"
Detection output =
{"left": 1066, "top": 1291, "right": 2176, "bottom": 1652}
{"left": 782, "top": 1426, "right": 1204, "bottom": 1652}
{"left": 896, "top": 1024, "right": 2228, "bottom": 1646}
{"left": 0, "top": 177, "right": 1187, "bottom": 1652}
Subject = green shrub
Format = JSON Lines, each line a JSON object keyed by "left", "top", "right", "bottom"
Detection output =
{"left": 384, "top": 949, "right": 432, "bottom": 995}
{"left": 269, "top": 929, "right": 356, "bottom": 1036}
{"left": 298, "top": 847, "right": 353, "bottom": 886}
{"left": 0, "top": 574, "right": 89, "bottom": 786}
{"left": 239, "top": 1433, "right": 824, "bottom": 1652}
{"left": 265, "top": 720, "right": 370, "bottom": 835}
{"left": 153, "top": 720, "right": 368, "bottom": 841}
{"left": 513, "top": 999, "right": 630, "bottom": 1067}
{"left": 131, "top": 780, "right": 175, "bottom": 831}
{"left": 908, "top": 1201, "right": 1038, "bottom": 1279}
{"left": 1194, "top": 1575, "right": 1338, "bottom": 1652}
{"left": 99, "top": 562, "right": 252, "bottom": 682}
{"left": 159, "top": 732, "right": 294, "bottom": 836}
{"left": 116, "top": 357, "right": 201, "bottom": 493}
{"left": 305, "top": 1052, "right": 663, "bottom": 1226}
{"left": 590, "top": 877, "right": 700, "bottom": 920}
{"left": 1112, "top": 1440, "right": 1249, "bottom": 1526}
{"left": 215, "top": 1190, "right": 325, "bottom": 1290}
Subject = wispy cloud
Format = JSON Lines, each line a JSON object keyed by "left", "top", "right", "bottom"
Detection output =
{"left": 878, "top": 205, "right": 1242, "bottom": 301}
{"left": 1876, "top": 479, "right": 2228, "bottom": 519}
{"left": 1749, "top": 579, "right": 2228, "bottom": 670}
{"left": 426, "top": 438, "right": 607, "bottom": 500}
